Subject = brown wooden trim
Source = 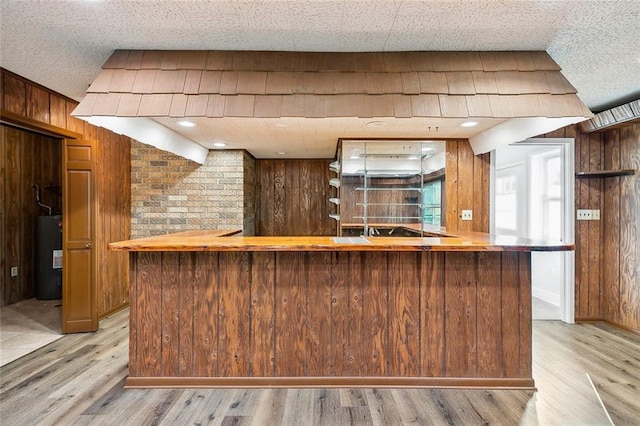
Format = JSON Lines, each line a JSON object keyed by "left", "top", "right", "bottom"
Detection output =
{"left": 125, "top": 376, "right": 536, "bottom": 390}
{"left": 1, "top": 109, "right": 82, "bottom": 139}
{"left": 98, "top": 303, "right": 129, "bottom": 320}
{"left": 575, "top": 318, "right": 640, "bottom": 337}
{"left": 1, "top": 67, "right": 79, "bottom": 104}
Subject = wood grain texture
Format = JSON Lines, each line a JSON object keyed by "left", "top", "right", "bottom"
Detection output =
{"left": 255, "top": 159, "right": 335, "bottom": 236}
{"left": 542, "top": 122, "right": 639, "bottom": 334}
{"left": 126, "top": 250, "right": 535, "bottom": 386}
{"left": 1, "top": 68, "right": 131, "bottom": 321}
{"left": 1, "top": 125, "right": 61, "bottom": 306}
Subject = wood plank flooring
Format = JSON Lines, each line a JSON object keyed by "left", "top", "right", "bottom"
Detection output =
{"left": 1, "top": 308, "right": 639, "bottom": 425}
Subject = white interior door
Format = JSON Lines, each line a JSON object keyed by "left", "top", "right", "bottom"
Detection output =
{"left": 492, "top": 139, "right": 575, "bottom": 323}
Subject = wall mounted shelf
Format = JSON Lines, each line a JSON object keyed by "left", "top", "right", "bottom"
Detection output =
{"left": 575, "top": 169, "right": 636, "bottom": 178}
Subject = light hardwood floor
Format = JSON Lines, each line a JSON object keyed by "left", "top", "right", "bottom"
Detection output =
{"left": 1, "top": 308, "right": 638, "bottom": 425}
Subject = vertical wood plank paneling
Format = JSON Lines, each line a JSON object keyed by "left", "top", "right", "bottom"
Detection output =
{"left": 445, "top": 140, "right": 459, "bottom": 232}
{"left": 255, "top": 159, "right": 335, "bottom": 236}
{"left": 178, "top": 252, "right": 194, "bottom": 376}
{"left": 1, "top": 125, "right": 62, "bottom": 306}
{"left": 299, "top": 161, "right": 312, "bottom": 234}
{"left": 26, "top": 84, "right": 50, "bottom": 123}
{"left": 474, "top": 152, "right": 490, "bottom": 232}
{"left": 128, "top": 253, "right": 138, "bottom": 376}
{"left": 128, "top": 249, "right": 535, "bottom": 383}
{"left": 420, "top": 252, "right": 445, "bottom": 376}
{"left": 249, "top": 252, "right": 276, "bottom": 376}
{"left": 457, "top": 141, "right": 475, "bottom": 232}
{"left": 161, "top": 252, "right": 180, "bottom": 376}
{"left": 587, "top": 133, "right": 603, "bottom": 318}
{"left": 444, "top": 252, "right": 477, "bottom": 377}
{"left": 518, "top": 252, "right": 532, "bottom": 378}
{"left": 476, "top": 252, "right": 503, "bottom": 378}
{"left": 388, "top": 252, "right": 420, "bottom": 376}
{"left": 275, "top": 252, "right": 307, "bottom": 376}
{"left": 284, "top": 161, "right": 300, "bottom": 235}
{"left": 49, "top": 94, "right": 67, "bottom": 128}
{"left": 3, "top": 127, "right": 21, "bottom": 304}
{"left": 1, "top": 69, "right": 130, "bottom": 316}
{"left": 501, "top": 252, "right": 520, "bottom": 377}
{"left": 2, "top": 73, "right": 26, "bottom": 114}
{"left": 306, "top": 252, "right": 332, "bottom": 376}
{"left": 273, "top": 161, "right": 286, "bottom": 234}
{"left": 193, "top": 252, "right": 219, "bottom": 376}
{"left": 137, "top": 252, "right": 162, "bottom": 377}
{"left": 602, "top": 130, "right": 621, "bottom": 323}
{"left": 618, "top": 124, "right": 640, "bottom": 330}
{"left": 361, "top": 252, "right": 387, "bottom": 376}
{"left": 576, "top": 130, "right": 591, "bottom": 318}
{"left": 0, "top": 127, "right": 5, "bottom": 304}
{"left": 218, "top": 252, "right": 250, "bottom": 377}
{"left": 331, "top": 252, "right": 349, "bottom": 375}
{"left": 348, "top": 252, "right": 365, "bottom": 376}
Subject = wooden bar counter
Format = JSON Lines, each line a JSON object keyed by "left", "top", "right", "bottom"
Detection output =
{"left": 110, "top": 230, "right": 573, "bottom": 389}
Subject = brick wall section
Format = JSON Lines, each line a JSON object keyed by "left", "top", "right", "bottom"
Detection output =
{"left": 131, "top": 141, "right": 252, "bottom": 238}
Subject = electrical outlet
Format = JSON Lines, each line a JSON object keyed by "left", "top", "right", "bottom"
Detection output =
{"left": 577, "top": 209, "right": 592, "bottom": 220}
{"left": 11, "top": 266, "right": 18, "bottom": 277}
{"left": 592, "top": 209, "right": 600, "bottom": 220}
{"left": 461, "top": 210, "right": 473, "bottom": 221}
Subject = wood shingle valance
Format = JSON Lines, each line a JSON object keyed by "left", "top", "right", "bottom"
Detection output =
{"left": 74, "top": 50, "right": 592, "bottom": 120}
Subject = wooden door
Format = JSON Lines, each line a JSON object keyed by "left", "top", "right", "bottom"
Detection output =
{"left": 62, "top": 139, "right": 97, "bottom": 332}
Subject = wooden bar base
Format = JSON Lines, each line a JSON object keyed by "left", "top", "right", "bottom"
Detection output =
{"left": 127, "top": 250, "right": 534, "bottom": 389}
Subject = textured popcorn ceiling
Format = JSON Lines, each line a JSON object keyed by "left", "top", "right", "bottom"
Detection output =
{"left": 1, "top": 1, "right": 638, "bottom": 159}
{"left": 1, "top": 0, "right": 638, "bottom": 111}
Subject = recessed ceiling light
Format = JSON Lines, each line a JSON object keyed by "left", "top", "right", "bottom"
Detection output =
{"left": 177, "top": 120, "right": 196, "bottom": 128}
{"left": 350, "top": 155, "right": 360, "bottom": 159}
{"left": 460, "top": 121, "right": 478, "bottom": 128}
{"left": 275, "top": 123, "right": 289, "bottom": 128}
{"left": 213, "top": 142, "right": 227, "bottom": 147}
{"left": 277, "top": 151, "right": 287, "bottom": 155}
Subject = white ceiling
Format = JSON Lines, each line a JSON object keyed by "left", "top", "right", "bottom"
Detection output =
{"left": 2, "top": 0, "right": 639, "bottom": 159}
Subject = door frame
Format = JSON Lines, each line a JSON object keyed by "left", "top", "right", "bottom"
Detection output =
{"left": 491, "top": 137, "right": 575, "bottom": 323}
{"left": 1, "top": 110, "right": 98, "bottom": 332}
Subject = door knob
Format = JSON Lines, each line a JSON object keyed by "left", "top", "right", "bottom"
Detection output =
{"left": 85, "top": 242, "right": 92, "bottom": 248}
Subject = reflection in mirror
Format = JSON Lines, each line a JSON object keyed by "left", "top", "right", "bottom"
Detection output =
{"left": 338, "top": 139, "right": 446, "bottom": 237}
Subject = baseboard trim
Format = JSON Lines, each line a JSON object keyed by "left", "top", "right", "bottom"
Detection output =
{"left": 125, "top": 376, "right": 536, "bottom": 390}
{"left": 575, "top": 318, "right": 640, "bottom": 337}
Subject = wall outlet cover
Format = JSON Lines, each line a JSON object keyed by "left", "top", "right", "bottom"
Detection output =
{"left": 577, "top": 209, "right": 592, "bottom": 220}
{"left": 461, "top": 210, "right": 473, "bottom": 221}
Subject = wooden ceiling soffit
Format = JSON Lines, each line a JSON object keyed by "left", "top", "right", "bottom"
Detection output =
{"left": 73, "top": 50, "right": 591, "bottom": 121}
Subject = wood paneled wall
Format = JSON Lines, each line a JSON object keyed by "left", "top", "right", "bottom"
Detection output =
{"left": 1, "top": 68, "right": 131, "bottom": 317}
{"left": 255, "top": 159, "right": 336, "bottom": 236}
{"left": 128, "top": 250, "right": 533, "bottom": 387}
{"left": 446, "top": 140, "right": 490, "bottom": 233}
{"left": 543, "top": 123, "right": 640, "bottom": 333}
{"left": 1, "top": 125, "right": 61, "bottom": 306}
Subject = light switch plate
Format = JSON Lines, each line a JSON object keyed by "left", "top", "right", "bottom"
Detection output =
{"left": 592, "top": 209, "right": 600, "bottom": 220}
{"left": 11, "top": 266, "right": 18, "bottom": 277}
{"left": 461, "top": 210, "right": 473, "bottom": 221}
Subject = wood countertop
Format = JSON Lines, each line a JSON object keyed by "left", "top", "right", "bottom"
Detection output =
{"left": 110, "top": 229, "right": 573, "bottom": 252}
